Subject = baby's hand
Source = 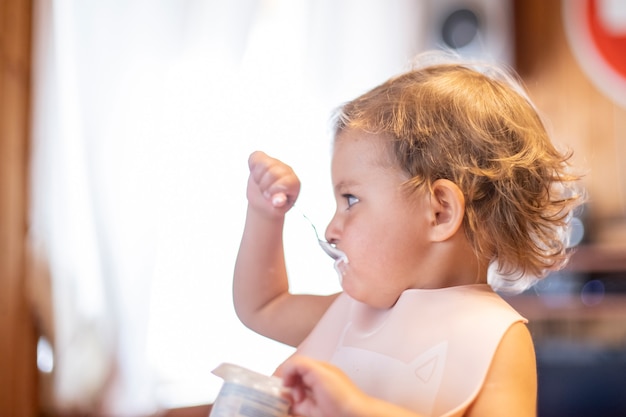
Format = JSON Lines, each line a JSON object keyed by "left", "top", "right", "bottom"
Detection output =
{"left": 247, "top": 151, "right": 301, "bottom": 216}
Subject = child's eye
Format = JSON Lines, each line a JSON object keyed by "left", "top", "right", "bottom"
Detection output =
{"left": 344, "top": 194, "right": 359, "bottom": 208}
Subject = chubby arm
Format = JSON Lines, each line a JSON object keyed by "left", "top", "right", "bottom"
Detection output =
{"left": 233, "top": 151, "right": 339, "bottom": 347}
{"left": 466, "top": 321, "right": 537, "bottom": 417}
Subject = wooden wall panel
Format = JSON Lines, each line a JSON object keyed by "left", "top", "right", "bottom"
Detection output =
{"left": 514, "top": 0, "right": 626, "bottom": 247}
{"left": 0, "top": 0, "right": 37, "bottom": 416}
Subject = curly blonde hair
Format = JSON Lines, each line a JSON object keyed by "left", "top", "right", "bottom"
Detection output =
{"left": 333, "top": 54, "right": 584, "bottom": 293}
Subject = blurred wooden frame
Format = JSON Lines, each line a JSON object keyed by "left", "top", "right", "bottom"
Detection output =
{"left": 0, "top": 1, "right": 37, "bottom": 416}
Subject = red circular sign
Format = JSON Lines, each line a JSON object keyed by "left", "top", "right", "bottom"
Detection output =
{"left": 564, "top": 0, "right": 626, "bottom": 107}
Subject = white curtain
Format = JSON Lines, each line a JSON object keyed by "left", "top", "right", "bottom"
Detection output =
{"left": 28, "top": 0, "right": 455, "bottom": 415}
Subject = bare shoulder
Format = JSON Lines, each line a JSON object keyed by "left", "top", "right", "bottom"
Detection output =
{"left": 466, "top": 321, "right": 537, "bottom": 417}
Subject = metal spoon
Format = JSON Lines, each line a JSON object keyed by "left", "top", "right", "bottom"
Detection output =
{"left": 295, "top": 205, "right": 349, "bottom": 284}
{"left": 271, "top": 193, "right": 348, "bottom": 263}
{"left": 298, "top": 209, "right": 346, "bottom": 261}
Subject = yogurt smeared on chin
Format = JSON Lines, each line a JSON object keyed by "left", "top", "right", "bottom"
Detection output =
{"left": 317, "top": 239, "right": 349, "bottom": 285}
{"left": 332, "top": 251, "right": 349, "bottom": 285}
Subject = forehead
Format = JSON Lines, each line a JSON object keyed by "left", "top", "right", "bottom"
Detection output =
{"left": 332, "top": 129, "right": 393, "bottom": 168}
{"left": 331, "top": 129, "right": 406, "bottom": 184}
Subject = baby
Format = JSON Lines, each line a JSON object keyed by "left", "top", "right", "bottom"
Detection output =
{"left": 233, "top": 53, "right": 584, "bottom": 417}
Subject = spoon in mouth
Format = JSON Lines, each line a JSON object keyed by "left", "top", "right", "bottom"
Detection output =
{"left": 271, "top": 192, "right": 349, "bottom": 264}
{"left": 299, "top": 211, "right": 346, "bottom": 261}
{"left": 296, "top": 207, "right": 349, "bottom": 284}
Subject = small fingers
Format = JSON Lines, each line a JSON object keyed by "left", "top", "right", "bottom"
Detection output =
{"left": 248, "top": 151, "right": 300, "bottom": 208}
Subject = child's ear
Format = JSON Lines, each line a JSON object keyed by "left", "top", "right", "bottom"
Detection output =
{"left": 427, "top": 179, "right": 465, "bottom": 242}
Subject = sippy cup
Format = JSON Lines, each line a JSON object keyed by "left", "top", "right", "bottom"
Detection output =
{"left": 209, "top": 363, "right": 290, "bottom": 417}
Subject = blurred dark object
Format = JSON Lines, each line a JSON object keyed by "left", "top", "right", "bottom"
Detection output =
{"left": 507, "top": 264, "right": 626, "bottom": 417}
{"left": 537, "top": 342, "right": 626, "bottom": 417}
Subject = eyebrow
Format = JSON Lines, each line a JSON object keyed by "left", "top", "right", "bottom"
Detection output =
{"left": 334, "top": 180, "right": 360, "bottom": 194}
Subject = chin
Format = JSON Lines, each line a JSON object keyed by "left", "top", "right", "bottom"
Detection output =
{"left": 343, "top": 284, "right": 397, "bottom": 310}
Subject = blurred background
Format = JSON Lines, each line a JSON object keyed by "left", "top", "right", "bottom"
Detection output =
{"left": 1, "top": 1, "right": 625, "bottom": 416}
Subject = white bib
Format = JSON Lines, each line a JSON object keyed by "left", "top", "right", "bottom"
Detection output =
{"left": 296, "top": 285, "right": 526, "bottom": 417}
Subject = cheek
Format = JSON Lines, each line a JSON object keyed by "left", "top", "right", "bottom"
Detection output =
{"left": 342, "top": 219, "right": 399, "bottom": 265}
{"left": 342, "top": 239, "right": 398, "bottom": 286}
{"left": 345, "top": 224, "right": 423, "bottom": 282}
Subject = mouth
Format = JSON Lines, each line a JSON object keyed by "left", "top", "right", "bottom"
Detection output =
{"left": 318, "top": 240, "right": 349, "bottom": 285}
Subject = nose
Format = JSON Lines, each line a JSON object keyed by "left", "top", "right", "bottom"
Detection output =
{"left": 324, "top": 213, "right": 341, "bottom": 244}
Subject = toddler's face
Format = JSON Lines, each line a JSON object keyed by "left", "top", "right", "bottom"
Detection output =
{"left": 326, "top": 129, "right": 433, "bottom": 309}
